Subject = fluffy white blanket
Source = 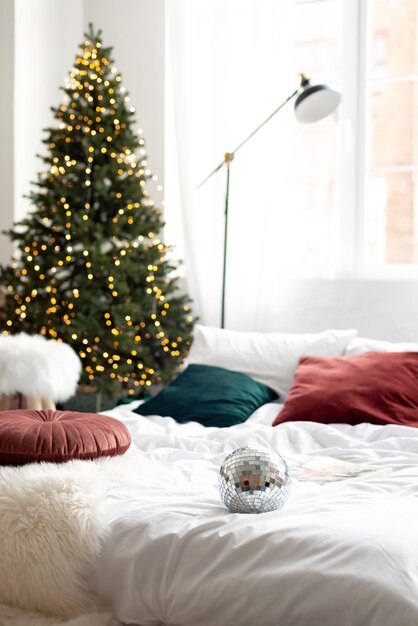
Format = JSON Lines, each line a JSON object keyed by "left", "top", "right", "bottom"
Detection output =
{"left": 0, "top": 452, "right": 153, "bottom": 625}
{"left": 0, "top": 605, "right": 113, "bottom": 626}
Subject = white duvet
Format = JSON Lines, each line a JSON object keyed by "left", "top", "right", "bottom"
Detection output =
{"left": 92, "top": 402, "right": 418, "bottom": 626}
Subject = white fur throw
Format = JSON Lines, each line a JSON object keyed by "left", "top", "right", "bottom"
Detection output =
{"left": 0, "top": 452, "right": 153, "bottom": 623}
{"left": 0, "top": 604, "right": 114, "bottom": 626}
{"left": 0, "top": 334, "right": 81, "bottom": 401}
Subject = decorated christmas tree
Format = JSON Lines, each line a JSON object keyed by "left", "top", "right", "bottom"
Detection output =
{"left": 0, "top": 24, "right": 194, "bottom": 395}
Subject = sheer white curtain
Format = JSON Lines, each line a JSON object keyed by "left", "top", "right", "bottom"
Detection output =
{"left": 166, "top": 1, "right": 299, "bottom": 330}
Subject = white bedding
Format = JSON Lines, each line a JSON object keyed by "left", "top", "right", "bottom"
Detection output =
{"left": 92, "top": 402, "right": 418, "bottom": 626}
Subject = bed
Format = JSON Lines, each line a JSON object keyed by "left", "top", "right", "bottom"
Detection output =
{"left": 2, "top": 325, "right": 418, "bottom": 626}
{"left": 90, "top": 400, "right": 418, "bottom": 626}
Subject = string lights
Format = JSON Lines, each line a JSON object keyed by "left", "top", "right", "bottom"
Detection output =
{"left": 0, "top": 24, "right": 194, "bottom": 395}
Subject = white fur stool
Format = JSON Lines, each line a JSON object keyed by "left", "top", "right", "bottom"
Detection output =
{"left": 0, "top": 334, "right": 81, "bottom": 411}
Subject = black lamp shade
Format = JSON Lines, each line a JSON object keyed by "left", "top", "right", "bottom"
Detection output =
{"left": 294, "top": 82, "right": 341, "bottom": 123}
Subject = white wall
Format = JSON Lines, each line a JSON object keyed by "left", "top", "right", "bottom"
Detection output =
{"left": 0, "top": 0, "right": 15, "bottom": 264}
{"left": 12, "top": 0, "right": 165, "bottom": 227}
{"left": 14, "top": 0, "right": 84, "bottom": 223}
{"left": 236, "top": 279, "right": 418, "bottom": 342}
{"left": 83, "top": 0, "right": 165, "bottom": 192}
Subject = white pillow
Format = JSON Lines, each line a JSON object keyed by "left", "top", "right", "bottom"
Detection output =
{"left": 345, "top": 337, "right": 418, "bottom": 355}
{"left": 187, "top": 325, "right": 357, "bottom": 398}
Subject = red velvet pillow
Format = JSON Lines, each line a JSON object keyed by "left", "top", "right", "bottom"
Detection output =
{"left": 0, "top": 409, "right": 131, "bottom": 465}
{"left": 272, "top": 352, "right": 418, "bottom": 428}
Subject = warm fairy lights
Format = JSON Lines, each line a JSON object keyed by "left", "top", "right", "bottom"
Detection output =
{"left": 0, "top": 25, "right": 193, "bottom": 393}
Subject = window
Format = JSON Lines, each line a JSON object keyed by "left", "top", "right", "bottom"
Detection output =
{"left": 166, "top": 0, "right": 418, "bottom": 307}
{"left": 365, "top": 0, "right": 418, "bottom": 269}
{"left": 295, "top": 0, "right": 418, "bottom": 276}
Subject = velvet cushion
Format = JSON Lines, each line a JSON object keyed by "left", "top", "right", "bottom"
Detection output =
{"left": 136, "top": 364, "right": 278, "bottom": 427}
{"left": 0, "top": 409, "right": 131, "bottom": 465}
{"left": 272, "top": 352, "right": 418, "bottom": 428}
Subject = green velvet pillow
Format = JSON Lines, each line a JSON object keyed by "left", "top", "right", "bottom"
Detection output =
{"left": 135, "top": 364, "right": 278, "bottom": 427}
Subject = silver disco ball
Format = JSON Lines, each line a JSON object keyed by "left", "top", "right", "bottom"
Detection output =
{"left": 219, "top": 446, "right": 291, "bottom": 514}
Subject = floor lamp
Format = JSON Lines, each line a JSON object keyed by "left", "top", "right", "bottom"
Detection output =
{"left": 198, "top": 74, "right": 341, "bottom": 329}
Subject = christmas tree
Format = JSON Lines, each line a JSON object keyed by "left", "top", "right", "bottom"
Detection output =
{"left": 0, "top": 24, "right": 194, "bottom": 395}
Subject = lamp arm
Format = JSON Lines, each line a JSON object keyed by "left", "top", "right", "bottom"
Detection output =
{"left": 231, "top": 88, "right": 299, "bottom": 158}
{"left": 197, "top": 87, "right": 299, "bottom": 188}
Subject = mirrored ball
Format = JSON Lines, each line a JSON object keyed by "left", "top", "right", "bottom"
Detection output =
{"left": 219, "top": 446, "right": 291, "bottom": 514}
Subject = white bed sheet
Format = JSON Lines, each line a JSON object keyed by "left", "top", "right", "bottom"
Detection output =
{"left": 92, "top": 403, "right": 418, "bottom": 626}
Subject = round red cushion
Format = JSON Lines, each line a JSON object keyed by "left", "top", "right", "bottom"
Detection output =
{"left": 0, "top": 409, "right": 131, "bottom": 465}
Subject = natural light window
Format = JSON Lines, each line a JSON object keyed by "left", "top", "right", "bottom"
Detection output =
{"left": 294, "top": 0, "right": 418, "bottom": 275}
{"left": 167, "top": 0, "right": 418, "bottom": 292}
{"left": 365, "top": 0, "right": 418, "bottom": 268}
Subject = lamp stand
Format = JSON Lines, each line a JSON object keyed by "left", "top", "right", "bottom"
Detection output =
{"left": 198, "top": 73, "right": 336, "bottom": 329}
{"left": 221, "top": 152, "right": 234, "bottom": 329}
{"left": 201, "top": 91, "right": 298, "bottom": 329}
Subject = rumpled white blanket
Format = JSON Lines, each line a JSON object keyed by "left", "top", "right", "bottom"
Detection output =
{"left": 90, "top": 402, "right": 418, "bottom": 626}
